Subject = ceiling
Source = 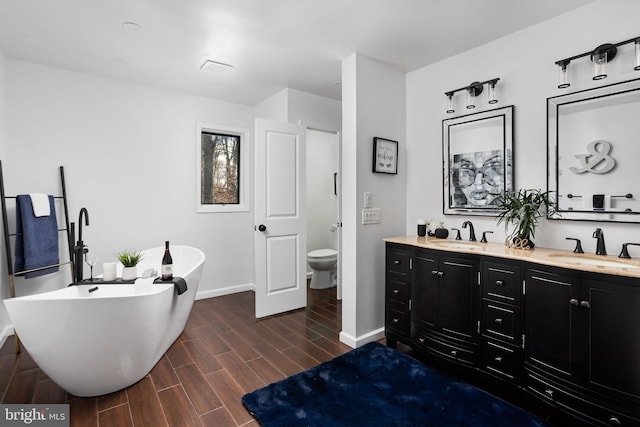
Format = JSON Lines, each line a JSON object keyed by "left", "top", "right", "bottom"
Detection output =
{"left": 0, "top": 0, "right": 594, "bottom": 106}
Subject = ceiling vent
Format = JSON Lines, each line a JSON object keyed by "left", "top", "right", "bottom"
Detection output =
{"left": 200, "top": 60, "right": 234, "bottom": 73}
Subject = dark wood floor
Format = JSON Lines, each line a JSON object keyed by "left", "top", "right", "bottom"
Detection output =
{"left": 0, "top": 285, "right": 353, "bottom": 426}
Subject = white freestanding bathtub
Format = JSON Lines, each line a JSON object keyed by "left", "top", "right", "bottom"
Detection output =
{"left": 3, "top": 245, "right": 205, "bottom": 397}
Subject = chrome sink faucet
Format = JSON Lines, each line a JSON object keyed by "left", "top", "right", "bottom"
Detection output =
{"left": 462, "top": 221, "right": 476, "bottom": 242}
{"left": 593, "top": 228, "right": 606, "bottom": 255}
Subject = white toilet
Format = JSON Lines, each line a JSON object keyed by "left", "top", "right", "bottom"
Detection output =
{"left": 307, "top": 249, "right": 337, "bottom": 289}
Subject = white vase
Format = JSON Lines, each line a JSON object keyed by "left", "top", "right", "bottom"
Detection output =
{"left": 121, "top": 266, "right": 137, "bottom": 281}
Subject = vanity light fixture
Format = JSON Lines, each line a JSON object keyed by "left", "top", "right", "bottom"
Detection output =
{"left": 444, "top": 78, "right": 499, "bottom": 114}
{"left": 555, "top": 36, "right": 640, "bottom": 88}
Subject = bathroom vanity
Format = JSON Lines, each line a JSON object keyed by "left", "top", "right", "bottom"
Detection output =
{"left": 385, "top": 236, "right": 640, "bottom": 426}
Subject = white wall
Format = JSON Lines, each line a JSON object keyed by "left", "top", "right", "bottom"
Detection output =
{"left": 0, "top": 47, "right": 11, "bottom": 346}
{"left": 254, "top": 89, "right": 288, "bottom": 122}
{"left": 287, "top": 89, "right": 341, "bottom": 128}
{"left": 341, "top": 54, "right": 406, "bottom": 347}
{"left": 407, "top": 0, "right": 640, "bottom": 253}
{"left": 255, "top": 88, "right": 342, "bottom": 130}
{"left": 4, "top": 59, "right": 256, "bottom": 302}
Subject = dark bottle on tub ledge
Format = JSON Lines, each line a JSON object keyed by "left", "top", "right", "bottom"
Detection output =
{"left": 162, "top": 240, "right": 173, "bottom": 280}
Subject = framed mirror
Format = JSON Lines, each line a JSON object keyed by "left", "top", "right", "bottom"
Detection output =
{"left": 443, "top": 105, "right": 514, "bottom": 216}
{"left": 547, "top": 78, "right": 640, "bottom": 223}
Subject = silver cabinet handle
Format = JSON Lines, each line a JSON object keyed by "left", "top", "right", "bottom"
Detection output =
{"left": 609, "top": 416, "right": 621, "bottom": 426}
{"left": 580, "top": 300, "right": 590, "bottom": 309}
{"left": 544, "top": 389, "right": 554, "bottom": 399}
{"left": 569, "top": 299, "right": 579, "bottom": 306}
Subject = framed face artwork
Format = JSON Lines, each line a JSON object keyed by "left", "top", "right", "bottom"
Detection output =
{"left": 372, "top": 137, "right": 398, "bottom": 174}
{"left": 442, "top": 105, "right": 514, "bottom": 216}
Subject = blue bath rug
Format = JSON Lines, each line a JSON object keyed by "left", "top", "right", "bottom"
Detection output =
{"left": 242, "top": 342, "right": 550, "bottom": 427}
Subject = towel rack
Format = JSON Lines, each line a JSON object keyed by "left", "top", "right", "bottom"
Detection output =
{"left": 0, "top": 160, "right": 74, "bottom": 353}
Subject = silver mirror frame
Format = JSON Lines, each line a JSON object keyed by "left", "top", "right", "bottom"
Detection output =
{"left": 443, "top": 105, "right": 514, "bottom": 216}
{"left": 547, "top": 78, "right": 640, "bottom": 223}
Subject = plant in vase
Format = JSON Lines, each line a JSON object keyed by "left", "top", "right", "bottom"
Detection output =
{"left": 117, "top": 250, "right": 143, "bottom": 280}
{"left": 495, "top": 188, "right": 556, "bottom": 249}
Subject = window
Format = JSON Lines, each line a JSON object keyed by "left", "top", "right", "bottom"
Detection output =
{"left": 196, "top": 123, "right": 250, "bottom": 213}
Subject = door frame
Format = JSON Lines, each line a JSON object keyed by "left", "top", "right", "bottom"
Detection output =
{"left": 301, "top": 121, "right": 342, "bottom": 300}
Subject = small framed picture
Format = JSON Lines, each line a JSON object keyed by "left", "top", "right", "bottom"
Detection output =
{"left": 372, "top": 137, "right": 398, "bottom": 174}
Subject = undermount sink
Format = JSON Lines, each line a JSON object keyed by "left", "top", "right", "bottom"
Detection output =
{"left": 547, "top": 254, "right": 640, "bottom": 269}
{"left": 429, "top": 240, "right": 481, "bottom": 250}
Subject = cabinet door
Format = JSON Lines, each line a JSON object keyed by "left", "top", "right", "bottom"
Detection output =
{"left": 439, "top": 256, "right": 479, "bottom": 341}
{"left": 524, "top": 268, "right": 581, "bottom": 377}
{"left": 411, "top": 248, "right": 438, "bottom": 330}
{"left": 586, "top": 278, "right": 640, "bottom": 400}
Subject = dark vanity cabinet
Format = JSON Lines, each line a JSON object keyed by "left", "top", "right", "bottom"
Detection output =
{"left": 480, "top": 260, "right": 523, "bottom": 382}
{"left": 411, "top": 248, "right": 480, "bottom": 366}
{"left": 384, "top": 243, "right": 412, "bottom": 348}
{"left": 525, "top": 266, "right": 640, "bottom": 426}
{"left": 384, "top": 241, "right": 640, "bottom": 426}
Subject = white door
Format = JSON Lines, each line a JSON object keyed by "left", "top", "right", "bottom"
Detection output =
{"left": 254, "top": 118, "right": 306, "bottom": 318}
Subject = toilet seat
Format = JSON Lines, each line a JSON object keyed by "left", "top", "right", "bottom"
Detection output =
{"left": 308, "top": 249, "right": 337, "bottom": 259}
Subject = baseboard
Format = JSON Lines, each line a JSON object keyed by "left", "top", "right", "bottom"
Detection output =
{"left": 339, "top": 327, "right": 385, "bottom": 349}
{"left": 195, "top": 282, "right": 256, "bottom": 300}
{"left": 0, "top": 324, "right": 15, "bottom": 350}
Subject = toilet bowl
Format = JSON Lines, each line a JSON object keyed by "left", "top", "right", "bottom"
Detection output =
{"left": 307, "top": 249, "right": 337, "bottom": 289}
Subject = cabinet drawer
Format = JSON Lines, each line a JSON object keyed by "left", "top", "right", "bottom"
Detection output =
{"left": 482, "top": 301, "right": 521, "bottom": 345}
{"left": 482, "top": 339, "right": 521, "bottom": 382}
{"left": 527, "top": 372, "right": 640, "bottom": 427}
{"left": 386, "top": 307, "right": 410, "bottom": 336}
{"left": 386, "top": 246, "right": 411, "bottom": 277}
{"left": 413, "top": 329, "right": 478, "bottom": 366}
{"left": 483, "top": 262, "right": 521, "bottom": 305}
{"left": 386, "top": 278, "right": 409, "bottom": 305}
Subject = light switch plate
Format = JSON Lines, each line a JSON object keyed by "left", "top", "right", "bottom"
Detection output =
{"left": 362, "top": 208, "right": 381, "bottom": 224}
{"left": 364, "top": 192, "right": 372, "bottom": 208}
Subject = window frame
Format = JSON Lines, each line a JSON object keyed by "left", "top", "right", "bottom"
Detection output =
{"left": 196, "top": 122, "right": 251, "bottom": 213}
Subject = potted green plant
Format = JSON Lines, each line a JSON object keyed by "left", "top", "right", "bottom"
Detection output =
{"left": 495, "top": 189, "right": 555, "bottom": 248}
{"left": 117, "top": 250, "right": 143, "bottom": 280}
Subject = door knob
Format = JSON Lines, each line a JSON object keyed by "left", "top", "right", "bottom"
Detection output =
{"left": 258, "top": 224, "right": 267, "bottom": 232}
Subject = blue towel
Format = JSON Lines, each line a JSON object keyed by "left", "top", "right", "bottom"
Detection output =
{"left": 15, "top": 195, "right": 59, "bottom": 278}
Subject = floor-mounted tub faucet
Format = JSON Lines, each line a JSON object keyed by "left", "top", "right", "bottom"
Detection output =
{"left": 462, "top": 221, "right": 476, "bottom": 242}
{"left": 593, "top": 228, "right": 606, "bottom": 256}
{"left": 74, "top": 208, "right": 90, "bottom": 282}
